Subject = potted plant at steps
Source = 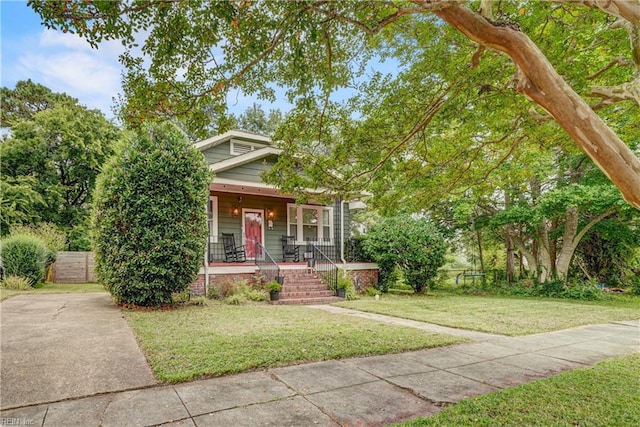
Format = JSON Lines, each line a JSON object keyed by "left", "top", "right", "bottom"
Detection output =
{"left": 336, "top": 275, "right": 350, "bottom": 298}
{"left": 267, "top": 280, "right": 282, "bottom": 301}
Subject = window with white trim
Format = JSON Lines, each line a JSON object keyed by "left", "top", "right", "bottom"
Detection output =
{"left": 287, "top": 203, "right": 333, "bottom": 243}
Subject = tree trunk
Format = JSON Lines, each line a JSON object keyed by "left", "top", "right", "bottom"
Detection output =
{"left": 506, "top": 234, "right": 515, "bottom": 283}
{"left": 509, "top": 232, "right": 538, "bottom": 277}
{"left": 476, "top": 228, "right": 485, "bottom": 273}
{"left": 555, "top": 207, "right": 617, "bottom": 279}
{"left": 537, "top": 221, "right": 553, "bottom": 283}
{"left": 434, "top": 4, "right": 640, "bottom": 209}
{"left": 504, "top": 190, "right": 515, "bottom": 283}
{"left": 555, "top": 207, "right": 580, "bottom": 280}
{"left": 549, "top": 218, "right": 559, "bottom": 278}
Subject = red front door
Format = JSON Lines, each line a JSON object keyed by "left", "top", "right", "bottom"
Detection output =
{"left": 242, "top": 209, "right": 264, "bottom": 259}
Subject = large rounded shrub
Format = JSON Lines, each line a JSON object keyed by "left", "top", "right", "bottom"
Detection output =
{"left": 91, "top": 123, "right": 210, "bottom": 306}
{"left": 363, "top": 215, "right": 446, "bottom": 293}
{"left": 1, "top": 234, "right": 51, "bottom": 285}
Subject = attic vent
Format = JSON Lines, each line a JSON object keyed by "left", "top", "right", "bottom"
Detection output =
{"left": 231, "top": 142, "right": 254, "bottom": 155}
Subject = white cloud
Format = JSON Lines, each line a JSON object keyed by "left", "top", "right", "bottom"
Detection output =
{"left": 9, "top": 29, "right": 125, "bottom": 118}
{"left": 39, "top": 28, "right": 125, "bottom": 56}
{"left": 20, "top": 52, "right": 118, "bottom": 95}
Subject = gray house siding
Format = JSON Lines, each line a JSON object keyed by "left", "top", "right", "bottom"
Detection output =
{"left": 199, "top": 131, "right": 354, "bottom": 263}
{"left": 201, "top": 139, "right": 271, "bottom": 165}
{"left": 215, "top": 156, "right": 278, "bottom": 183}
{"left": 202, "top": 141, "right": 233, "bottom": 164}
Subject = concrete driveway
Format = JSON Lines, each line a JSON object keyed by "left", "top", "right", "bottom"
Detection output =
{"left": 0, "top": 293, "right": 156, "bottom": 410}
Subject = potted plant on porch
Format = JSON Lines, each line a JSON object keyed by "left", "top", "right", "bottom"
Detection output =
{"left": 267, "top": 280, "right": 282, "bottom": 301}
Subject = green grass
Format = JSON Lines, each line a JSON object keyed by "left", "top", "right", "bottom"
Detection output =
{"left": 125, "top": 301, "right": 464, "bottom": 382}
{"left": 0, "top": 282, "right": 105, "bottom": 301}
{"left": 398, "top": 354, "right": 640, "bottom": 426}
{"left": 336, "top": 293, "right": 640, "bottom": 336}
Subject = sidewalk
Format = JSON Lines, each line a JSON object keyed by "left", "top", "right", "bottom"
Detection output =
{"left": 1, "top": 301, "right": 637, "bottom": 426}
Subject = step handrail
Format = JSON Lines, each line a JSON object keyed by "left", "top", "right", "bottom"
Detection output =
{"left": 310, "top": 243, "right": 338, "bottom": 293}
{"left": 254, "top": 240, "right": 283, "bottom": 285}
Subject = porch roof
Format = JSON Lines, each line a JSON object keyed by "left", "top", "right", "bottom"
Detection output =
{"left": 210, "top": 178, "right": 292, "bottom": 199}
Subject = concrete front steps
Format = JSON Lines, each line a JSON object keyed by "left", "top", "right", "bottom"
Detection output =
{"left": 271, "top": 269, "right": 343, "bottom": 305}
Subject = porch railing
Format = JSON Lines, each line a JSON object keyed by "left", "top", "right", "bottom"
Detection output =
{"left": 254, "top": 240, "right": 283, "bottom": 285}
{"left": 208, "top": 242, "right": 225, "bottom": 263}
{"left": 304, "top": 238, "right": 340, "bottom": 263}
{"left": 310, "top": 243, "right": 338, "bottom": 293}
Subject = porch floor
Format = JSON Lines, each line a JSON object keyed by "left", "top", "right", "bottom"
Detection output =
{"left": 208, "top": 261, "right": 308, "bottom": 268}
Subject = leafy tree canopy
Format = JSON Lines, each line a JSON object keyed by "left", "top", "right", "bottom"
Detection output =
{"left": 232, "top": 103, "right": 284, "bottom": 137}
{"left": 1, "top": 81, "right": 120, "bottom": 243}
{"left": 1, "top": 79, "right": 78, "bottom": 129}
{"left": 29, "top": 0, "right": 640, "bottom": 207}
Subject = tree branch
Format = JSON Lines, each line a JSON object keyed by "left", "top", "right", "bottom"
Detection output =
{"left": 571, "top": 207, "right": 618, "bottom": 249}
{"left": 588, "top": 77, "right": 640, "bottom": 105}
{"left": 585, "top": 56, "right": 634, "bottom": 80}
{"left": 336, "top": 81, "right": 458, "bottom": 191}
{"left": 312, "top": 0, "right": 459, "bottom": 35}
{"left": 432, "top": 3, "right": 640, "bottom": 209}
{"left": 548, "top": 0, "right": 640, "bottom": 24}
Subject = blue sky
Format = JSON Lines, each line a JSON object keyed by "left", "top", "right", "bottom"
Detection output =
{"left": 1, "top": 1, "right": 125, "bottom": 119}
{"left": 0, "top": 1, "right": 291, "bottom": 121}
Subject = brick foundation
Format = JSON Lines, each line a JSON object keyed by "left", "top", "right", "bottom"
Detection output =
{"left": 191, "top": 272, "right": 256, "bottom": 296}
{"left": 345, "top": 269, "right": 378, "bottom": 293}
{"left": 191, "top": 264, "right": 378, "bottom": 297}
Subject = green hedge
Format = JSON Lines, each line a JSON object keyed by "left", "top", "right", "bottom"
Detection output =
{"left": 1, "top": 234, "right": 51, "bottom": 285}
{"left": 91, "top": 123, "right": 210, "bottom": 306}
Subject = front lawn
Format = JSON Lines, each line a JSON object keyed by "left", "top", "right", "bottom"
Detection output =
{"left": 399, "top": 354, "right": 640, "bottom": 426}
{"left": 336, "top": 293, "right": 640, "bottom": 336}
{"left": 125, "top": 301, "right": 463, "bottom": 382}
{"left": 0, "top": 282, "right": 105, "bottom": 301}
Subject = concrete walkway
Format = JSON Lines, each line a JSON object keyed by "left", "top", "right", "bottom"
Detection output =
{"left": 307, "top": 305, "right": 505, "bottom": 341}
{"left": 1, "top": 295, "right": 638, "bottom": 427}
{"left": 0, "top": 294, "right": 156, "bottom": 410}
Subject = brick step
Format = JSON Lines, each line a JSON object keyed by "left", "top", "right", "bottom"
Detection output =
{"left": 272, "top": 270, "right": 337, "bottom": 304}
{"left": 283, "top": 281, "right": 326, "bottom": 288}
{"left": 271, "top": 296, "right": 343, "bottom": 305}
{"left": 283, "top": 281, "right": 323, "bottom": 285}
{"left": 284, "top": 277, "right": 322, "bottom": 285}
{"left": 280, "top": 268, "right": 318, "bottom": 276}
{"left": 283, "top": 285, "right": 331, "bottom": 292}
{"left": 280, "top": 290, "right": 336, "bottom": 298}
{"left": 281, "top": 275, "right": 321, "bottom": 281}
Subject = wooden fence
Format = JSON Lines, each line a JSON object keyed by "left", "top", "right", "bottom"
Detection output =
{"left": 53, "top": 252, "right": 96, "bottom": 283}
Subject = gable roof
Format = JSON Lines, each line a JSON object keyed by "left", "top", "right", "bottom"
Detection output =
{"left": 209, "top": 146, "right": 282, "bottom": 173}
{"left": 194, "top": 129, "right": 272, "bottom": 152}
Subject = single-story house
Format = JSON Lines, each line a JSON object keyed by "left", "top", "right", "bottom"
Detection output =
{"left": 191, "top": 130, "right": 378, "bottom": 303}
